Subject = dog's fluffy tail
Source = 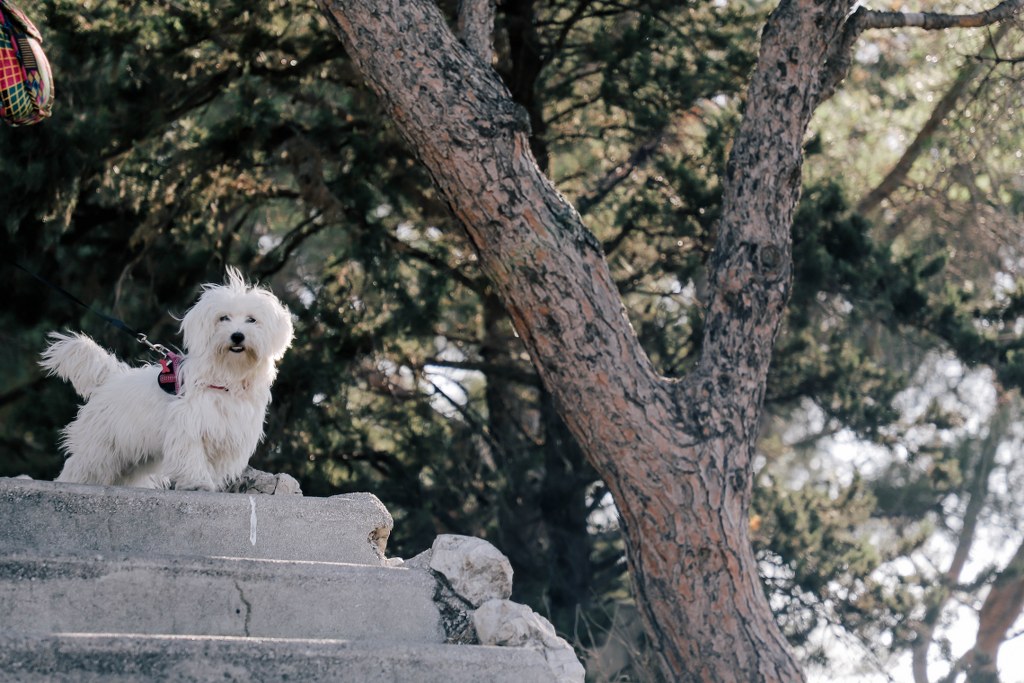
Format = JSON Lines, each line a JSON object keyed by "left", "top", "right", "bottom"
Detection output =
{"left": 40, "top": 332, "right": 129, "bottom": 399}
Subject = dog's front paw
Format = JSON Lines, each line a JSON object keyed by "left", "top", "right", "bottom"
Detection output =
{"left": 149, "top": 476, "right": 174, "bottom": 490}
{"left": 167, "top": 477, "right": 217, "bottom": 492}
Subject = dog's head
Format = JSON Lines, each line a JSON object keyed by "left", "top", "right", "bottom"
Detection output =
{"left": 180, "top": 267, "right": 293, "bottom": 369}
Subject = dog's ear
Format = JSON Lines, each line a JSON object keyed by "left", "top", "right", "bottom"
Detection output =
{"left": 179, "top": 297, "right": 215, "bottom": 356}
{"left": 269, "top": 299, "right": 294, "bottom": 361}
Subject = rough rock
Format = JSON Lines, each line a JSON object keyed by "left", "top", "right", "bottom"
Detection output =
{"left": 226, "top": 467, "right": 303, "bottom": 495}
{"left": 425, "top": 535, "right": 513, "bottom": 608}
{"left": 472, "top": 599, "right": 585, "bottom": 683}
{"left": 404, "top": 549, "right": 431, "bottom": 571}
{"left": 404, "top": 536, "right": 586, "bottom": 681}
{"left": 404, "top": 547, "right": 476, "bottom": 643}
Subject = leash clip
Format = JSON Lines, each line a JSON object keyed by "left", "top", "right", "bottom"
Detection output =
{"left": 136, "top": 333, "right": 169, "bottom": 357}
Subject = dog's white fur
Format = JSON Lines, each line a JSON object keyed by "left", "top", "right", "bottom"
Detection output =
{"left": 40, "top": 267, "right": 293, "bottom": 491}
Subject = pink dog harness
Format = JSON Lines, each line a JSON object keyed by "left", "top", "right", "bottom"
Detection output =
{"left": 158, "top": 352, "right": 228, "bottom": 395}
{"left": 157, "top": 351, "right": 183, "bottom": 395}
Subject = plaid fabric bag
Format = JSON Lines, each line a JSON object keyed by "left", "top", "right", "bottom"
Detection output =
{"left": 0, "top": 0, "right": 52, "bottom": 126}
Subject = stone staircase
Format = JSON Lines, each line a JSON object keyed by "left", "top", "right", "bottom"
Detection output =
{"left": 0, "top": 477, "right": 584, "bottom": 682}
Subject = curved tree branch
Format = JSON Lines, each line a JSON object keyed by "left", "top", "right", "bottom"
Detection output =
{"left": 819, "top": 0, "right": 1023, "bottom": 103}
{"left": 576, "top": 132, "right": 666, "bottom": 216}
{"left": 854, "top": 0, "right": 1024, "bottom": 31}
{"left": 857, "top": 23, "right": 1010, "bottom": 215}
{"left": 910, "top": 398, "right": 1009, "bottom": 683}
{"left": 953, "top": 537, "right": 1024, "bottom": 682}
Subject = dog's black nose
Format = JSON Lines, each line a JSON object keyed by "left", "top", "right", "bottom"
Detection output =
{"left": 231, "top": 332, "right": 245, "bottom": 344}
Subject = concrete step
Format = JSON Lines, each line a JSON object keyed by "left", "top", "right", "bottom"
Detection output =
{"left": 0, "top": 554, "right": 443, "bottom": 643}
{"left": 0, "top": 477, "right": 391, "bottom": 565}
{"left": 0, "top": 633, "right": 557, "bottom": 683}
{"left": 0, "top": 477, "right": 580, "bottom": 682}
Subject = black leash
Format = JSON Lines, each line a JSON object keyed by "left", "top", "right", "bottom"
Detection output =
{"left": 12, "top": 261, "right": 170, "bottom": 357}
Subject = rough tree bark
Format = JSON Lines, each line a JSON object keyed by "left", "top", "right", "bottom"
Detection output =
{"left": 964, "top": 537, "right": 1024, "bottom": 682}
{"left": 313, "top": 0, "right": 1024, "bottom": 680}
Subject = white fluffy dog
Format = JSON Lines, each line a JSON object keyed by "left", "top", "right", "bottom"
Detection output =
{"left": 40, "top": 267, "right": 293, "bottom": 491}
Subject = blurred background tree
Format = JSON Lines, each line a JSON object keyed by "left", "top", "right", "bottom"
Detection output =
{"left": 1, "top": 1, "right": 1021, "bottom": 681}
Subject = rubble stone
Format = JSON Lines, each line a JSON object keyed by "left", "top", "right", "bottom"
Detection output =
{"left": 226, "top": 467, "right": 303, "bottom": 495}
{"left": 473, "top": 599, "right": 585, "bottom": 683}
{"left": 426, "top": 535, "right": 513, "bottom": 608}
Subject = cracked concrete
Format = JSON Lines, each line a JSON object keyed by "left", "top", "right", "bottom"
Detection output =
{"left": 0, "top": 555, "right": 444, "bottom": 642}
{"left": 232, "top": 581, "right": 253, "bottom": 637}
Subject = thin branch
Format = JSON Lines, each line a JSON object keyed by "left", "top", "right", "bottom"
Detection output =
{"left": 547, "top": 0, "right": 596, "bottom": 58}
{"left": 908, "top": 400, "right": 1006, "bottom": 683}
{"left": 818, "top": 0, "right": 1023, "bottom": 103}
{"left": 421, "top": 374, "right": 510, "bottom": 458}
{"left": 277, "top": 134, "right": 348, "bottom": 222}
{"left": 576, "top": 133, "right": 666, "bottom": 216}
{"left": 973, "top": 53, "right": 1024, "bottom": 64}
{"left": 854, "top": 0, "right": 1024, "bottom": 31}
{"left": 255, "top": 210, "right": 328, "bottom": 279}
{"left": 415, "top": 357, "right": 540, "bottom": 386}
{"left": 383, "top": 233, "right": 483, "bottom": 292}
{"left": 857, "top": 23, "right": 1010, "bottom": 215}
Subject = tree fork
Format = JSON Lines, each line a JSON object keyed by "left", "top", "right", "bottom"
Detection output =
{"left": 311, "top": 0, "right": 949, "bottom": 680}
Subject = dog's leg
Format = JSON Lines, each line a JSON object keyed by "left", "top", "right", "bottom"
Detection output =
{"left": 160, "top": 460, "right": 218, "bottom": 491}
{"left": 54, "top": 418, "right": 126, "bottom": 486}
{"left": 159, "top": 431, "right": 219, "bottom": 491}
{"left": 55, "top": 452, "right": 119, "bottom": 486}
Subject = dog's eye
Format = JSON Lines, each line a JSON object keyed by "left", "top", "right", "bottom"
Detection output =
{"left": 246, "top": 316, "right": 257, "bottom": 324}
{"left": 219, "top": 315, "right": 230, "bottom": 322}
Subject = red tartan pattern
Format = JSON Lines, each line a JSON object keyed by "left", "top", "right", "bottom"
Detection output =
{"left": 0, "top": 1, "right": 52, "bottom": 126}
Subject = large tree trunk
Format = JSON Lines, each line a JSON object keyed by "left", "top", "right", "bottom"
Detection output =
{"left": 314, "top": 0, "right": 857, "bottom": 679}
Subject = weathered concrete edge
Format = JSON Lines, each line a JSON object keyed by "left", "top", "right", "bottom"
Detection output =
{"left": 0, "top": 633, "right": 558, "bottom": 683}
{"left": 0, "top": 554, "right": 444, "bottom": 643}
{"left": 0, "top": 477, "right": 393, "bottom": 565}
